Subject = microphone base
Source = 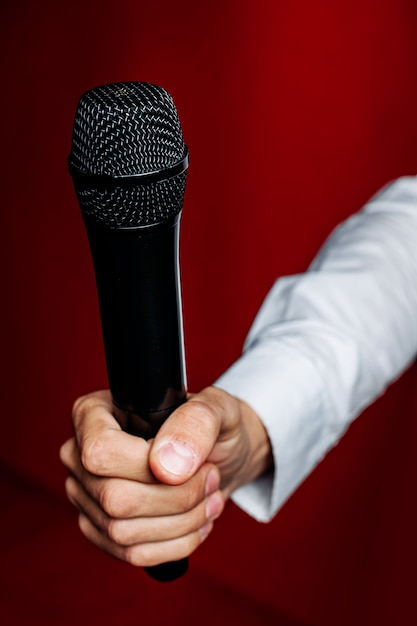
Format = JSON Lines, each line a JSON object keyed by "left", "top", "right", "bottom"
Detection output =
{"left": 144, "top": 558, "right": 189, "bottom": 582}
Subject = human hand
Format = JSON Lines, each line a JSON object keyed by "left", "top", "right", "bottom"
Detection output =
{"left": 60, "top": 386, "right": 272, "bottom": 567}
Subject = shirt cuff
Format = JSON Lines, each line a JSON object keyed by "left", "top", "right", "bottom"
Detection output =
{"left": 215, "top": 335, "right": 337, "bottom": 522}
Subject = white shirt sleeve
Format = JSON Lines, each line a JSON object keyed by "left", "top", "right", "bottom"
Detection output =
{"left": 215, "top": 176, "right": 417, "bottom": 522}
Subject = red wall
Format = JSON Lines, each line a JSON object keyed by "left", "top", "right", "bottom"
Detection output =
{"left": 1, "top": 2, "right": 417, "bottom": 624}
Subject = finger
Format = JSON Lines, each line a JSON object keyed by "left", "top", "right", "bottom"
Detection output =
{"left": 64, "top": 462, "right": 220, "bottom": 519}
{"left": 150, "top": 387, "right": 239, "bottom": 485}
{"left": 60, "top": 436, "right": 157, "bottom": 489}
{"left": 66, "top": 475, "right": 224, "bottom": 545}
{"left": 66, "top": 391, "right": 155, "bottom": 482}
{"left": 78, "top": 513, "right": 215, "bottom": 567}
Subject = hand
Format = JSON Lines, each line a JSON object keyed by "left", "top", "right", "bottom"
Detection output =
{"left": 60, "top": 386, "right": 273, "bottom": 567}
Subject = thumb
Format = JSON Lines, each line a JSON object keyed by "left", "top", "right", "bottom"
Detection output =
{"left": 149, "top": 388, "right": 222, "bottom": 485}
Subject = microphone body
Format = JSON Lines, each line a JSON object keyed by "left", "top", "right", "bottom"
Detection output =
{"left": 69, "top": 82, "right": 190, "bottom": 582}
{"left": 85, "top": 215, "right": 186, "bottom": 439}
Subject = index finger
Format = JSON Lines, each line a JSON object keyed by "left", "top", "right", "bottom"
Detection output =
{"left": 70, "top": 390, "right": 155, "bottom": 483}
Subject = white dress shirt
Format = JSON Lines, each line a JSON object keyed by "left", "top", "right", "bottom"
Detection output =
{"left": 215, "top": 177, "right": 417, "bottom": 522}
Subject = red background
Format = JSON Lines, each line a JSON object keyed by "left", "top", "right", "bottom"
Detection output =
{"left": 1, "top": 1, "right": 417, "bottom": 624}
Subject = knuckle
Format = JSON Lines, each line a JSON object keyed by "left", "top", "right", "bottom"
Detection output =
{"left": 171, "top": 399, "right": 220, "bottom": 451}
{"left": 107, "top": 518, "right": 129, "bottom": 545}
{"left": 71, "top": 395, "right": 84, "bottom": 417}
{"left": 186, "top": 399, "right": 219, "bottom": 428}
{"left": 81, "top": 434, "right": 110, "bottom": 475}
{"left": 72, "top": 394, "right": 92, "bottom": 425}
{"left": 72, "top": 390, "right": 111, "bottom": 427}
{"left": 200, "top": 386, "right": 239, "bottom": 425}
{"left": 124, "top": 544, "right": 149, "bottom": 568}
{"left": 99, "top": 480, "right": 129, "bottom": 518}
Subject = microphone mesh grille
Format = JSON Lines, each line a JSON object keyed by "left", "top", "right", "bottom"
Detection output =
{"left": 70, "top": 82, "right": 187, "bottom": 227}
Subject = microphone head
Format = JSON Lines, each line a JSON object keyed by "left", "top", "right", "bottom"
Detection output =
{"left": 69, "top": 82, "right": 188, "bottom": 228}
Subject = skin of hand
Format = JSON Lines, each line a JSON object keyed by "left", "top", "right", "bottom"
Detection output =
{"left": 60, "top": 386, "right": 273, "bottom": 567}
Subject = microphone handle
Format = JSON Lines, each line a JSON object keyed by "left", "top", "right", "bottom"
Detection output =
{"left": 85, "top": 214, "right": 188, "bottom": 582}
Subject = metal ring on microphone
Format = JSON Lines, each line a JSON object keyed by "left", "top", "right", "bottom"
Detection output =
{"left": 68, "top": 148, "right": 189, "bottom": 190}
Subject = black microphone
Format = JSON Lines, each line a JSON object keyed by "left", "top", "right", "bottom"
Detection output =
{"left": 68, "top": 82, "right": 189, "bottom": 582}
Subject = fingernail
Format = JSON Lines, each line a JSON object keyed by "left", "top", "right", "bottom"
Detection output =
{"left": 205, "top": 469, "right": 220, "bottom": 496}
{"left": 206, "top": 492, "right": 223, "bottom": 521}
{"left": 199, "top": 521, "right": 213, "bottom": 541}
{"left": 157, "top": 441, "right": 196, "bottom": 475}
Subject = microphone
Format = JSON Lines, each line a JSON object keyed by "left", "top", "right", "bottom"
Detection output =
{"left": 68, "top": 82, "right": 189, "bottom": 582}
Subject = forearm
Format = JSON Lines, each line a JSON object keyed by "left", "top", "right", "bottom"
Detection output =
{"left": 216, "top": 176, "right": 417, "bottom": 521}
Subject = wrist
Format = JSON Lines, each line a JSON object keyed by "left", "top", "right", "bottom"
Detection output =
{"left": 239, "top": 398, "right": 274, "bottom": 487}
